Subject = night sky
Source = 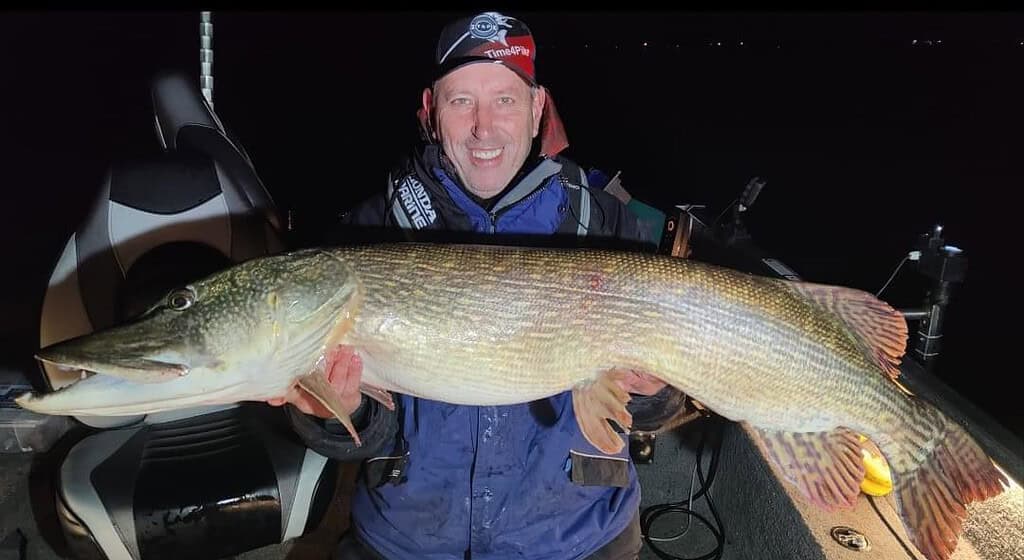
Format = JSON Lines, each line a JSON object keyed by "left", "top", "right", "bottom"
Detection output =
{"left": 1, "top": 11, "right": 1020, "bottom": 436}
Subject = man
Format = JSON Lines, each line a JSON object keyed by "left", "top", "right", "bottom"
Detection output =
{"left": 270, "top": 12, "right": 688, "bottom": 559}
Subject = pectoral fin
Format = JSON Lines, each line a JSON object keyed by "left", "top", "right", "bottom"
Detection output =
{"left": 572, "top": 369, "right": 633, "bottom": 455}
{"left": 298, "top": 373, "right": 361, "bottom": 447}
{"left": 361, "top": 384, "right": 395, "bottom": 411}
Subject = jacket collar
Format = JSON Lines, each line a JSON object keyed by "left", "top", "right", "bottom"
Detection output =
{"left": 388, "top": 144, "right": 564, "bottom": 231}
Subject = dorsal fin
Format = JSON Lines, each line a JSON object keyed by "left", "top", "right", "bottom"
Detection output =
{"left": 787, "top": 282, "right": 908, "bottom": 381}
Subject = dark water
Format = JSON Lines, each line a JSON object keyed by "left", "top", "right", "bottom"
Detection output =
{"left": 0, "top": 12, "right": 1019, "bottom": 435}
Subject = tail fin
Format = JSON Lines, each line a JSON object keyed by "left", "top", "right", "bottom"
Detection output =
{"left": 880, "top": 404, "right": 1008, "bottom": 560}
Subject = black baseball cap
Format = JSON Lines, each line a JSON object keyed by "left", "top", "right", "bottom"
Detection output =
{"left": 434, "top": 11, "right": 537, "bottom": 86}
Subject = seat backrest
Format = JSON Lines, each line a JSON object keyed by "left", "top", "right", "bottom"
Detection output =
{"left": 151, "top": 70, "right": 285, "bottom": 250}
{"left": 38, "top": 71, "right": 285, "bottom": 428}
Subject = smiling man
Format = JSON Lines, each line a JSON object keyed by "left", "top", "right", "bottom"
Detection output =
{"left": 430, "top": 61, "right": 544, "bottom": 201}
{"left": 272, "top": 11, "right": 688, "bottom": 560}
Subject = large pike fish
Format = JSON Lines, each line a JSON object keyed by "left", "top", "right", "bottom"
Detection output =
{"left": 17, "top": 243, "right": 1007, "bottom": 560}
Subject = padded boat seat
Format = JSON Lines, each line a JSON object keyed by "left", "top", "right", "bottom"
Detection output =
{"left": 35, "top": 71, "right": 333, "bottom": 560}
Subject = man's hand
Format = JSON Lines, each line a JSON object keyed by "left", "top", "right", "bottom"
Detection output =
{"left": 616, "top": 369, "right": 668, "bottom": 396}
{"left": 267, "top": 345, "right": 364, "bottom": 419}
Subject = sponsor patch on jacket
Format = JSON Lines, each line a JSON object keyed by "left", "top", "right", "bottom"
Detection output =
{"left": 397, "top": 175, "right": 437, "bottom": 229}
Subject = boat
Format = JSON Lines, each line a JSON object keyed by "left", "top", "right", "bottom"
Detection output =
{"left": 1, "top": 12, "right": 1019, "bottom": 560}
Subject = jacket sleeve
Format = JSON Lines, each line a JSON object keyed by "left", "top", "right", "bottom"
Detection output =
{"left": 285, "top": 398, "right": 399, "bottom": 461}
{"left": 285, "top": 193, "right": 403, "bottom": 461}
{"left": 323, "top": 193, "right": 407, "bottom": 245}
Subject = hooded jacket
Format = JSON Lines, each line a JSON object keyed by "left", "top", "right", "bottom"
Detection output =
{"left": 288, "top": 145, "right": 686, "bottom": 559}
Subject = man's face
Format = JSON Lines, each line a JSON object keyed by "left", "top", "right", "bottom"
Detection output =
{"left": 426, "top": 63, "right": 545, "bottom": 200}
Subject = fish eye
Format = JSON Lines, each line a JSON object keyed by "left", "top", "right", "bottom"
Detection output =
{"left": 167, "top": 287, "right": 196, "bottom": 311}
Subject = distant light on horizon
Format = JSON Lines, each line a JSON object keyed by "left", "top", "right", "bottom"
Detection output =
{"left": 542, "top": 38, "right": 1024, "bottom": 51}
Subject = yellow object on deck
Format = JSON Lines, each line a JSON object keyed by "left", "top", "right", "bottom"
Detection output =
{"left": 859, "top": 435, "right": 894, "bottom": 496}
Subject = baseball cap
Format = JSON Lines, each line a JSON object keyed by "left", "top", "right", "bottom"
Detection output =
{"left": 434, "top": 12, "right": 537, "bottom": 86}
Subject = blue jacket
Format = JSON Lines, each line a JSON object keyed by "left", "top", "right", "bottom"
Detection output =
{"left": 290, "top": 146, "right": 686, "bottom": 559}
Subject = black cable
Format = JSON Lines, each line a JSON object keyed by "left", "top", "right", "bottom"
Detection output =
{"left": 640, "top": 418, "right": 727, "bottom": 560}
{"left": 562, "top": 177, "right": 608, "bottom": 235}
{"left": 867, "top": 495, "right": 921, "bottom": 560}
{"left": 876, "top": 255, "right": 909, "bottom": 297}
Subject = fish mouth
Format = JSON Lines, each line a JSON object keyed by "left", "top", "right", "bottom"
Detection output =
{"left": 39, "top": 361, "right": 100, "bottom": 384}
{"left": 14, "top": 354, "right": 195, "bottom": 417}
{"left": 34, "top": 352, "right": 190, "bottom": 384}
{"left": 19, "top": 361, "right": 102, "bottom": 401}
{"left": 14, "top": 354, "right": 190, "bottom": 411}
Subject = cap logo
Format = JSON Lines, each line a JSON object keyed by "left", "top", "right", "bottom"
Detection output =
{"left": 469, "top": 12, "right": 514, "bottom": 45}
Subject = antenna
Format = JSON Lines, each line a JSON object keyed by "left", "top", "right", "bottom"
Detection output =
{"left": 200, "top": 11, "right": 214, "bottom": 108}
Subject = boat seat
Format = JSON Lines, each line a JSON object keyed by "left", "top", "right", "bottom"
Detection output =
{"left": 36, "top": 70, "right": 335, "bottom": 560}
{"left": 38, "top": 70, "right": 285, "bottom": 423}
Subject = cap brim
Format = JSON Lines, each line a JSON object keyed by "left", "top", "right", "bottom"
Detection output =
{"left": 435, "top": 57, "right": 536, "bottom": 87}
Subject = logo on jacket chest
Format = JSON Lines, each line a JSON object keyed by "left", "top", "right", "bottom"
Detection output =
{"left": 397, "top": 175, "right": 437, "bottom": 229}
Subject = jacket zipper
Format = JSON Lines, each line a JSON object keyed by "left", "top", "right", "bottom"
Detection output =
{"left": 488, "top": 184, "right": 549, "bottom": 234}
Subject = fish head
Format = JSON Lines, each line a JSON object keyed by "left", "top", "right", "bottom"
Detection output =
{"left": 19, "top": 248, "right": 359, "bottom": 416}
